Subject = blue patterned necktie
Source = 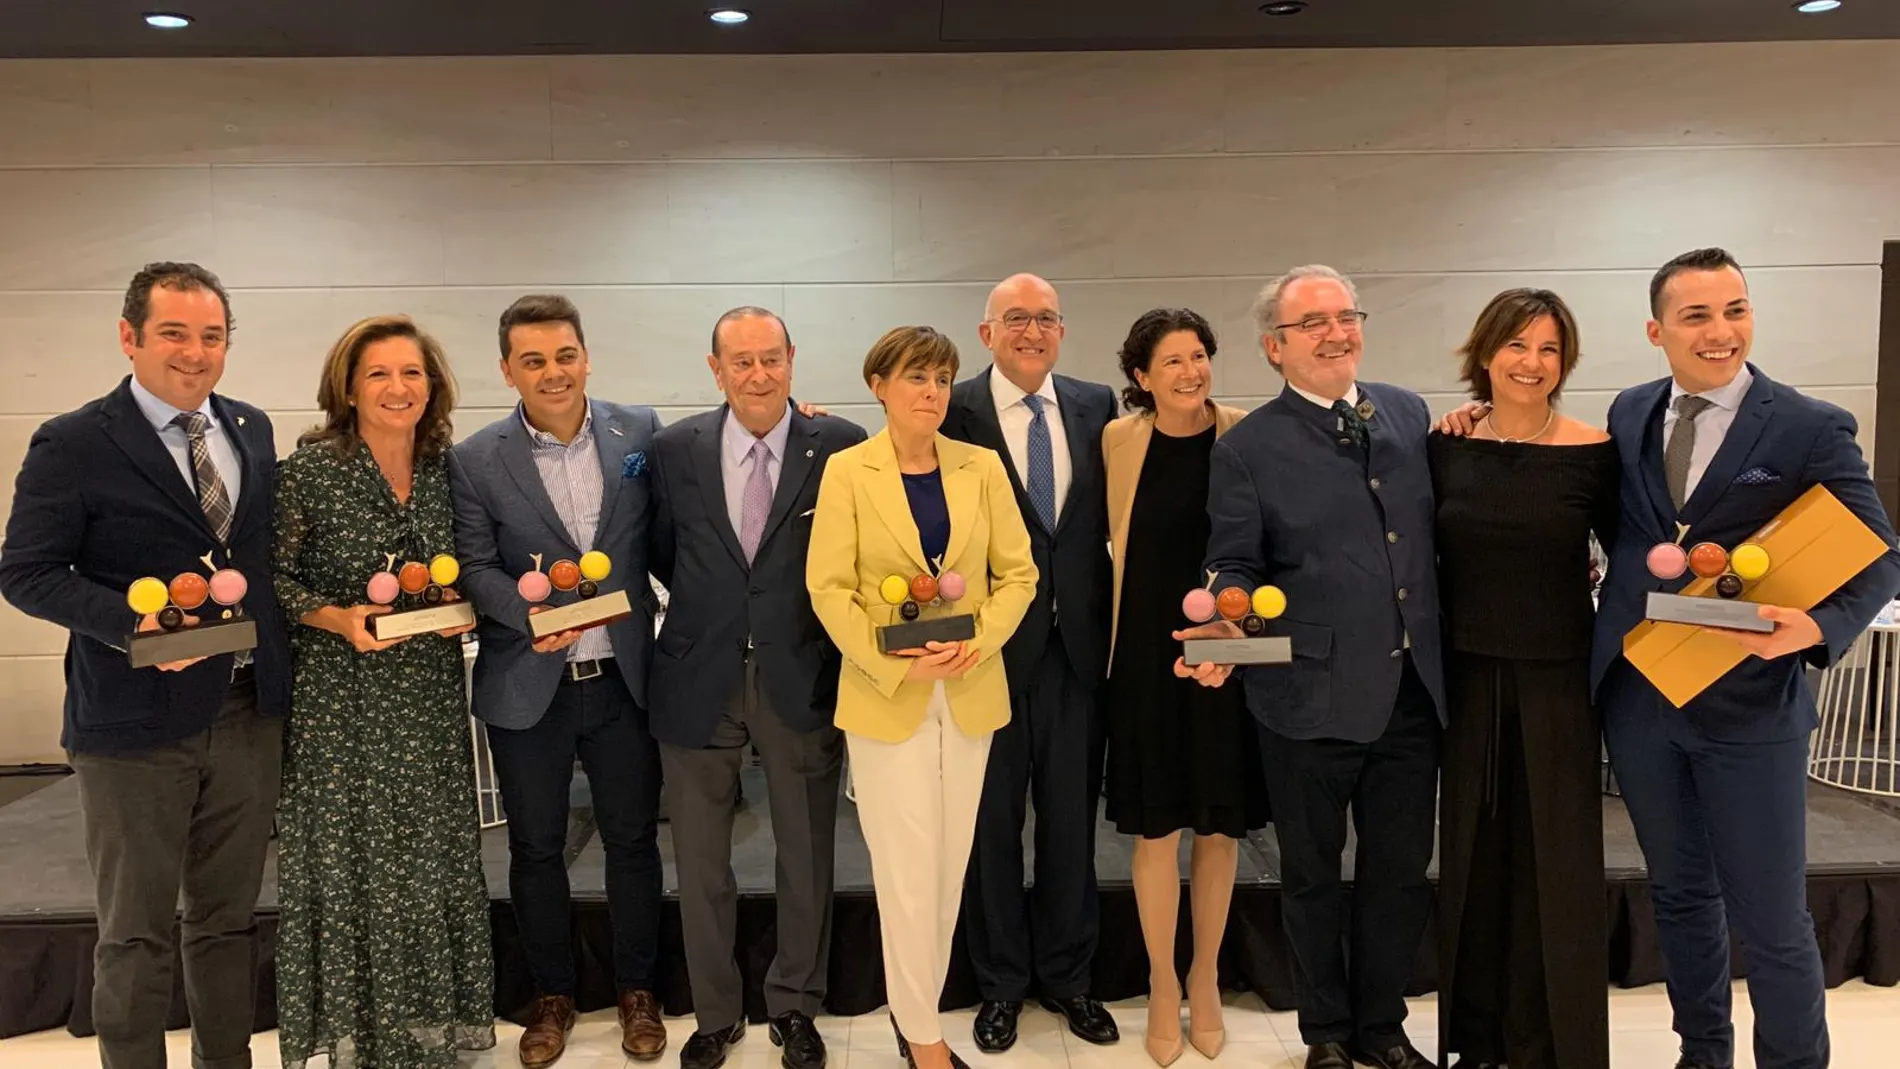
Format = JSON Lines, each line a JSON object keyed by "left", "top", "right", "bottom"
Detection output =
{"left": 1330, "top": 399, "right": 1369, "bottom": 450}
{"left": 1022, "top": 393, "right": 1057, "bottom": 532}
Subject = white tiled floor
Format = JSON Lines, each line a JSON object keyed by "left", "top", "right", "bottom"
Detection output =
{"left": 2, "top": 982, "right": 1896, "bottom": 1068}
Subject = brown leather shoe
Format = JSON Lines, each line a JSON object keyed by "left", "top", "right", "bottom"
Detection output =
{"left": 519, "top": 994, "right": 577, "bottom": 1069}
{"left": 619, "top": 989, "right": 668, "bottom": 1061}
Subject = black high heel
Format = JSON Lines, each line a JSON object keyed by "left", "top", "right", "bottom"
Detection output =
{"left": 889, "top": 1015, "right": 970, "bottom": 1069}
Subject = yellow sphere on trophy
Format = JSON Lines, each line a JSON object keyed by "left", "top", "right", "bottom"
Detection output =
{"left": 879, "top": 574, "right": 910, "bottom": 605}
{"left": 579, "top": 550, "right": 612, "bottom": 582}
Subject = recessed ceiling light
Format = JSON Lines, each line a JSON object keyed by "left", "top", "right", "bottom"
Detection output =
{"left": 143, "top": 12, "right": 193, "bottom": 28}
{"left": 708, "top": 8, "right": 750, "bottom": 23}
{"left": 1259, "top": 1, "right": 1308, "bottom": 14}
{"left": 1795, "top": 0, "right": 1842, "bottom": 11}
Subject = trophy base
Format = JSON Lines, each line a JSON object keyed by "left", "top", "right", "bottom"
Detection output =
{"left": 1644, "top": 592, "right": 1775, "bottom": 634}
{"left": 876, "top": 614, "right": 977, "bottom": 654}
{"left": 1183, "top": 636, "right": 1291, "bottom": 665}
{"left": 528, "top": 590, "right": 634, "bottom": 639}
{"left": 369, "top": 601, "right": 476, "bottom": 640}
{"left": 127, "top": 617, "right": 259, "bottom": 669}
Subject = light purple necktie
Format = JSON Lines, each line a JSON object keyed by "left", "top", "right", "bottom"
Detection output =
{"left": 739, "top": 438, "right": 773, "bottom": 563}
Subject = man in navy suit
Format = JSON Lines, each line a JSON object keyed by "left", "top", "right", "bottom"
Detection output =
{"left": 448, "top": 295, "right": 669, "bottom": 1068}
{"left": 0, "top": 263, "right": 291, "bottom": 1069}
{"left": 1591, "top": 248, "right": 1900, "bottom": 1069}
{"left": 940, "top": 273, "right": 1121, "bottom": 1052}
{"left": 645, "top": 307, "right": 865, "bottom": 1069}
{"left": 1179, "top": 265, "right": 1445, "bottom": 1069}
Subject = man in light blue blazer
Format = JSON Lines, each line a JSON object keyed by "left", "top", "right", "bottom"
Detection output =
{"left": 1592, "top": 249, "right": 1900, "bottom": 1069}
{"left": 448, "top": 294, "right": 669, "bottom": 1069}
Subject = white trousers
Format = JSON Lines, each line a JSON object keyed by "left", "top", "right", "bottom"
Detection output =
{"left": 845, "top": 681, "right": 994, "bottom": 1045}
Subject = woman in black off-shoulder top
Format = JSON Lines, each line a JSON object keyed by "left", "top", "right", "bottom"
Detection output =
{"left": 1427, "top": 290, "right": 1619, "bottom": 1069}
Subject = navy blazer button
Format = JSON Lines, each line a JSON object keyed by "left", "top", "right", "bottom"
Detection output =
{"left": 1369, "top": 478, "right": 1381, "bottom": 489}
{"left": 1338, "top": 438, "right": 1352, "bottom": 446}
{"left": 1390, "top": 649, "right": 1402, "bottom": 658}
{"left": 1397, "top": 588, "right": 1408, "bottom": 601}
{"left": 1386, "top": 531, "right": 1399, "bottom": 543}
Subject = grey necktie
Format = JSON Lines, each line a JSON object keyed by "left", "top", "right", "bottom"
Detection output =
{"left": 1665, "top": 395, "right": 1714, "bottom": 510}
{"left": 171, "top": 412, "right": 234, "bottom": 543}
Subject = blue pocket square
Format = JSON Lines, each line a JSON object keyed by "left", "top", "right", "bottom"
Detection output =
{"left": 623, "top": 451, "right": 647, "bottom": 479}
{"left": 1733, "top": 466, "right": 1780, "bottom": 486}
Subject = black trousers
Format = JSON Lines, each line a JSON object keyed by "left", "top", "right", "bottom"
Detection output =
{"left": 1448, "top": 678, "right": 1551, "bottom": 1066}
{"left": 961, "top": 628, "right": 1102, "bottom": 1001}
{"left": 1259, "top": 655, "right": 1440, "bottom": 1048}
{"left": 488, "top": 666, "right": 664, "bottom": 996}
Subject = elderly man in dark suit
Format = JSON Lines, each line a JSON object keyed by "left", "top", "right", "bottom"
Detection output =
{"left": 940, "top": 272, "right": 1121, "bottom": 1053}
{"left": 1179, "top": 265, "right": 1446, "bottom": 1069}
{"left": 448, "top": 294, "right": 669, "bottom": 1068}
{"left": 0, "top": 262, "right": 291, "bottom": 1069}
{"left": 645, "top": 307, "right": 865, "bottom": 1069}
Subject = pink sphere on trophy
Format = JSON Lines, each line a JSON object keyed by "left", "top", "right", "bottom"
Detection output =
{"left": 517, "top": 570, "right": 552, "bottom": 603}
{"left": 1646, "top": 543, "right": 1688, "bottom": 580}
{"left": 937, "top": 571, "right": 967, "bottom": 601}
{"left": 1182, "top": 588, "right": 1217, "bottom": 623}
{"left": 366, "top": 571, "right": 400, "bottom": 605}
{"left": 208, "top": 568, "right": 247, "bottom": 606}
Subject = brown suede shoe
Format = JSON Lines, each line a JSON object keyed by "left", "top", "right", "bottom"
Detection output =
{"left": 620, "top": 989, "right": 668, "bottom": 1061}
{"left": 519, "top": 994, "right": 577, "bottom": 1069}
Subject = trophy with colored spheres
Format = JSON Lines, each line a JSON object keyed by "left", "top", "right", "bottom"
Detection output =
{"left": 875, "top": 566, "right": 977, "bottom": 654}
{"left": 1179, "top": 572, "right": 1292, "bottom": 665}
{"left": 1642, "top": 533, "right": 1774, "bottom": 634}
{"left": 521, "top": 550, "right": 634, "bottom": 638}
{"left": 365, "top": 552, "right": 477, "bottom": 639}
{"left": 124, "top": 553, "right": 259, "bottom": 668}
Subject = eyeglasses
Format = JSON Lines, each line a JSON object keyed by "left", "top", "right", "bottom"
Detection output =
{"left": 1274, "top": 311, "right": 1369, "bottom": 336}
{"left": 991, "top": 311, "right": 1063, "bottom": 334}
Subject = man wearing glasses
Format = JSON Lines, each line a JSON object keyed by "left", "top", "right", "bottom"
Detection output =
{"left": 1176, "top": 265, "right": 1445, "bottom": 1069}
{"left": 941, "top": 273, "right": 1121, "bottom": 1052}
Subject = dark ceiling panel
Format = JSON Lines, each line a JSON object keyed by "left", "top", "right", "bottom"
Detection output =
{"left": 3, "top": 0, "right": 1896, "bottom": 59}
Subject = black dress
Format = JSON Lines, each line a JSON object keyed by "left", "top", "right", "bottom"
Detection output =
{"left": 1105, "top": 425, "right": 1269, "bottom": 839}
{"left": 1427, "top": 432, "right": 1618, "bottom": 1069}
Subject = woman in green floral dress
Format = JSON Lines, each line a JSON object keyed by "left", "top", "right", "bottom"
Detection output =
{"left": 272, "top": 314, "right": 495, "bottom": 1069}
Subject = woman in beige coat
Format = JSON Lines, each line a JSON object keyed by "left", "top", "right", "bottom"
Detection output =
{"left": 1101, "top": 308, "right": 1268, "bottom": 1067}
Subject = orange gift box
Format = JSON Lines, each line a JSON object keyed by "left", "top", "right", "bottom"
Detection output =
{"left": 1622, "top": 483, "right": 1890, "bottom": 707}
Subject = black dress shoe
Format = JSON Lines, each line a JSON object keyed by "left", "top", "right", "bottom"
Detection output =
{"left": 972, "top": 1001, "right": 1021, "bottom": 1053}
{"left": 769, "top": 1011, "right": 826, "bottom": 1069}
{"left": 681, "top": 1021, "right": 746, "bottom": 1069}
{"left": 1674, "top": 1059, "right": 1721, "bottom": 1069}
{"left": 1038, "top": 995, "right": 1119, "bottom": 1045}
{"left": 891, "top": 1014, "right": 970, "bottom": 1069}
{"left": 1449, "top": 1061, "right": 1501, "bottom": 1069}
{"left": 1306, "top": 1043, "right": 1352, "bottom": 1069}
{"left": 1347, "top": 1040, "right": 1433, "bottom": 1069}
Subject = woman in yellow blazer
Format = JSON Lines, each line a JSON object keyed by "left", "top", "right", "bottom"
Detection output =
{"left": 1100, "top": 309, "right": 1267, "bottom": 1067}
{"left": 806, "top": 325, "right": 1037, "bottom": 1069}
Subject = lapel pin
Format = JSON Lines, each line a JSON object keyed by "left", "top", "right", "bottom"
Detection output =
{"left": 1355, "top": 399, "right": 1375, "bottom": 421}
{"left": 805, "top": 449, "right": 814, "bottom": 458}
{"left": 236, "top": 416, "right": 246, "bottom": 426}
{"left": 610, "top": 427, "right": 624, "bottom": 437}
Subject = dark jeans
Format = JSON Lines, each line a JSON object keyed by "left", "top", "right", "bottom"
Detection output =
{"left": 488, "top": 665, "right": 664, "bottom": 996}
{"left": 68, "top": 677, "right": 284, "bottom": 1069}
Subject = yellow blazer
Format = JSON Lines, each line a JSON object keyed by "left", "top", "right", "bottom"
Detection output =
{"left": 1103, "top": 403, "right": 1251, "bottom": 662}
{"left": 806, "top": 429, "right": 1039, "bottom": 744}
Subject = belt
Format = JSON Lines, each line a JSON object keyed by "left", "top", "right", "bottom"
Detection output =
{"left": 560, "top": 657, "right": 612, "bottom": 684}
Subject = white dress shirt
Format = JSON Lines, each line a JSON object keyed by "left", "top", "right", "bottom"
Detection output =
{"left": 130, "top": 377, "right": 243, "bottom": 510}
{"left": 988, "top": 370, "right": 1072, "bottom": 526}
{"left": 721, "top": 403, "right": 792, "bottom": 536}
{"left": 1288, "top": 380, "right": 1360, "bottom": 414}
{"left": 1665, "top": 365, "right": 1754, "bottom": 505}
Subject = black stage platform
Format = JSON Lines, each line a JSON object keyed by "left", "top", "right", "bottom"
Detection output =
{"left": 2, "top": 767, "right": 1898, "bottom": 1039}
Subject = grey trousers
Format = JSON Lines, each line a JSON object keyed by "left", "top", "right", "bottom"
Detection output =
{"left": 67, "top": 680, "right": 285, "bottom": 1069}
{"left": 659, "top": 654, "right": 844, "bottom": 1033}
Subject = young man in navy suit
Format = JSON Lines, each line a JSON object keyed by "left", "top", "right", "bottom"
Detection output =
{"left": 1179, "top": 265, "right": 1445, "bottom": 1069}
{"left": 0, "top": 263, "right": 291, "bottom": 1069}
{"left": 1592, "top": 250, "right": 1900, "bottom": 1069}
{"left": 448, "top": 295, "right": 669, "bottom": 1068}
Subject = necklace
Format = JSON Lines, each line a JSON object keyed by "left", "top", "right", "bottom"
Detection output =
{"left": 1483, "top": 407, "right": 1555, "bottom": 443}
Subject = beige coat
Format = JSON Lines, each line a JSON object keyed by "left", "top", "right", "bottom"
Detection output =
{"left": 1102, "top": 403, "right": 1251, "bottom": 662}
